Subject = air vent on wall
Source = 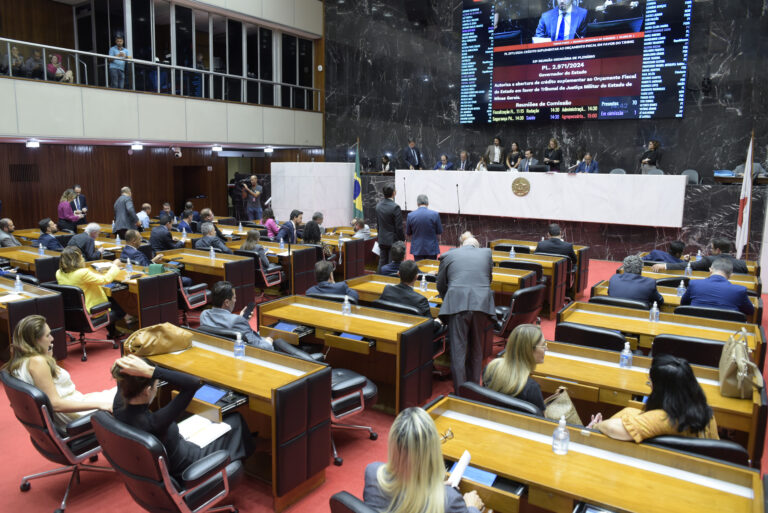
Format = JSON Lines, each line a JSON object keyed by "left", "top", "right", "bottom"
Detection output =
{"left": 9, "top": 164, "right": 40, "bottom": 182}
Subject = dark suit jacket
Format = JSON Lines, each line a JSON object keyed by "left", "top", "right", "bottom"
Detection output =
{"left": 456, "top": 158, "right": 472, "bottom": 171}
{"left": 437, "top": 245, "right": 495, "bottom": 316}
{"left": 380, "top": 283, "right": 431, "bottom": 317}
{"left": 375, "top": 198, "right": 404, "bottom": 247}
{"left": 681, "top": 274, "right": 754, "bottom": 315}
{"left": 113, "top": 194, "right": 139, "bottom": 231}
{"left": 70, "top": 194, "right": 87, "bottom": 214}
{"left": 37, "top": 233, "right": 64, "bottom": 251}
{"left": 535, "top": 237, "right": 576, "bottom": 265}
{"left": 535, "top": 6, "right": 588, "bottom": 40}
{"left": 121, "top": 244, "right": 152, "bottom": 266}
{"left": 275, "top": 221, "right": 297, "bottom": 244}
{"left": 306, "top": 280, "right": 359, "bottom": 302}
{"left": 67, "top": 232, "right": 101, "bottom": 261}
{"left": 642, "top": 249, "right": 683, "bottom": 264}
{"left": 194, "top": 235, "right": 232, "bottom": 254}
{"left": 484, "top": 144, "right": 506, "bottom": 165}
{"left": 575, "top": 161, "right": 599, "bottom": 173}
{"left": 380, "top": 260, "right": 401, "bottom": 276}
{"left": 196, "top": 220, "right": 228, "bottom": 244}
{"left": 433, "top": 161, "right": 454, "bottom": 170}
{"left": 607, "top": 273, "right": 663, "bottom": 306}
{"left": 407, "top": 206, "right": 442, "bottom": 257}
{"left": 667, "top": 253, "right": 748, "bottom": 274}
{"left": 150, "top": 226, "right": 184, "bottom": 251}
{"left": 403, "top": 146, "right": 423, "bottom": 169}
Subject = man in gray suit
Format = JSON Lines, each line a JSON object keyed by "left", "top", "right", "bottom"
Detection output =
{"left": 0, "top": 218, "right": 21, "bottom": 247}
{"left": 437, "top": 236, "right": 496, "bottom": 392}
{"left": 113, "top": 186, "right": 139, "bottom": 239}
{"left": 199, "top": 281, "right": 274, "bottom": 350}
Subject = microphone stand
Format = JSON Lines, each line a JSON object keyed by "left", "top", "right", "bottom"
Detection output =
{"left": 403, "top": 175, "right": 408, "bottom": 211}
{"left": 456, "top": 183, "right": 461, "bottom": 216}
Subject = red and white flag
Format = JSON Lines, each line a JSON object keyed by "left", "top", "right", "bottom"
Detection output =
{"left": 735, "top": 136, "right": 754, "bottom": 259}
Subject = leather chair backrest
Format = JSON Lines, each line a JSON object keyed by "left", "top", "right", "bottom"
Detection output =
{"left": 458, "top": 382, "right": 543, "bottom": 417}
{"left": 644, "top": 435, "right": 749, "bottom": 466}
{"left": 234, "top": 249, "right": 263, "bottom": 270}
{"left": 499, "top": 260, "right": 543, "bottom": 281}
{"left": 555, "top": 322, "right": 626, "bottom": 351}
{"left": 589, "top": 295, "right": 650, "bottom": 310}
{"left": 656, "top": 277, "right": 690, "bottom": 288}
{"left": 651, "top": 334, "right": 724, "bottom": 368}
{"left": 330, "top": 491, "right": 378, "bottom": 513}
{"left": 138, "top": 244, "right": 154, "bottom": 261}
{"left": 55, "top": 234, "right": 74, "bottom": 247}
{"left": 372, "top": 298, "right": 423, "bottom": 317}
{"left": 224, "top": 258, "right": 255, "bottom": 311}
{"left": 511, "top": 284, "right": 547, "bottom": 317}
{"left": 291, "top": 247, "right": 318, "bottom": 295}
{"left": 193, "top": 325, "right": 248, "bottom": 342}
{"left": 7, "top": 294, "right": 66, "bottom": 360}
{"left": 137, "top": 273, "right": 178, "bottom": 327}
{"left": 673, "top": 305, "right": 747, "bottom": 323}
{"left": 307, "top": 292, "right": 358, "bottom": 304}
{"left": 43, "top": 283, "right": 93, "bottom": 334}
{"left": 35, "top": 256, "right": 60, "bottom": 284}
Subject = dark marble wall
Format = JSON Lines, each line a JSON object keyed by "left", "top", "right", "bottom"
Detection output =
{"left": 325, "top": 0, "right": 768, "bottom": 178}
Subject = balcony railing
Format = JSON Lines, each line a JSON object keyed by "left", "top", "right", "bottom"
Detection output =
{"left": 0, "top": 37, "right": 321, "bottom": 112}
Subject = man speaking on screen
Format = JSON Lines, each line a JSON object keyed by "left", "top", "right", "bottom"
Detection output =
{"left": 535, "top": 0, "right": 588, "bottom": 41}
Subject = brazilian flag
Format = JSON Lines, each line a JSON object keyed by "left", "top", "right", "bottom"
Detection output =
{"left": 353, "top": 145, "right": 364, "bottom": 220}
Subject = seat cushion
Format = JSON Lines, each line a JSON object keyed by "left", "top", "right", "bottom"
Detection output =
{"left": 330, "top": 368, "right": 367, "bottom": 399}
{"left": 332, "top": 376, "right": 378, "bottom": 415}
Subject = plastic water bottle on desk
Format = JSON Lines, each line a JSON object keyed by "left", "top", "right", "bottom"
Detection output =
{"left": 238, "top": 222, "right": 243, "bottom": 233}
{"left": 115, "top": 234, "right": 121, "bottom": 246}
{"left": 181, "top": 228, "right": 187, "bottom": 242}
{"left": 420, "top": 274, "right": 428, "bottom": 292}
{"left": 509, "top": 246, "right": 516, "bottom": 259}
{"left": 126, "top": 260, "right": 134, "bottom": 275}
{"left": 552, "top": 416, "right": 569, "bottom": 455}
{"left": 649, "top": 301, "right": 660, "bottom": 322}
{"left": 209, "top": 247, "right": 216, "bottom": 261}
{"left": 619, "top": 341, "right": 633, "bottom": 368}
{"left": 233, "top": 332, "right": 245, "bottom": 359}
{"left": 111, "top": 220, "right": 115, "bottom": 231}
{"left": 38, "top": 244, "right": 45, "bottom": 256}
{"left": 338, "top": 233, "right": 343, "bottom": 247}
{"left": 279, "top": 238, "right": 284, "bottom": 250}
{"left": 676, "top": 280, "right": 686, "bottom": 297}
{"left": 684, "top": 262, "right": 692, "bottom": 277}
{"left": 14, "top": 275, "right": 23, "bottom": 293}
{"left": 342, "top": 295, "right": 352, "bottom": 315}
{"left": 696, "top": 249, "right": 702, "bottom": 261}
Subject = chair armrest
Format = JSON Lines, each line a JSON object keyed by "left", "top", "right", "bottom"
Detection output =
{"left": 331, "top": 370, "right": 367, "bottom": 399}
{"left": 65, "top": 413, "right": 94, "bottom": 437}
{"left": 181, "top": 450, "right": 230, "bottom": 488}
{"left": 90, "top": 302, "right": 111, "bottom": 315}
{"left": 185, "top": 283, "right": 208, "bottom": 294}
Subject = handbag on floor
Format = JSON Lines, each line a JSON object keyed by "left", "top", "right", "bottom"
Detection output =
{"left": 125, "top": 322, "right": 193, "bottom": 356}
{"left": 544, "top": 386, "right": 583, "bottom": 426}
{"left": 719, "top": 328, "right": 764, "bottom": 399}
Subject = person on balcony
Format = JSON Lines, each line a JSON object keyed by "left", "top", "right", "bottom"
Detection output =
{"left": 47, "top": 54, "right": 74, "bottom": 83}
{"left": 108, "top": 32, "right": 131, "bottom": 89}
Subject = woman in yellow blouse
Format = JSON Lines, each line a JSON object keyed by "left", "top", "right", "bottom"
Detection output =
{"left": 590, "top": 354, "right": 718, "bottom": 442}
{"left": 55, "top": 246, "right": 126, "bottom": 338}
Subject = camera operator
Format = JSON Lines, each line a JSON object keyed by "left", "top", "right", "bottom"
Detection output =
{"left": 242, "top": 175, "right": 263, "bottom": 222}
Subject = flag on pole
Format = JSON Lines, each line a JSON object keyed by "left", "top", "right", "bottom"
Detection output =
{"left": 353, "top": 140, "right": 364, "bottom": 220}
{"left": 735, "top": 135, "right": 754, "bottom": 259}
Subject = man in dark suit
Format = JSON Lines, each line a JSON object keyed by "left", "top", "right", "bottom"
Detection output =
{"left": 198, "top": 208, "right": 228, "bottom": 244}
{"left": 375, "top": 185, "right": 405, "bottom": 272}
{"left": 37, "top": 218, "right": 64, "bottom": 251}
{"left": 535, "top": 223, "right": 577, "bottom": 264}
{"left": 380, "top": 260, "right": 444, "bottom": 332}
{"left": 608, "top": 255, "right": 664, "bottom": 306}
{"left": 484, "top": 137, "right": 506, "bottom": 170}
{"left": 652, "top": 238, "right": 749, "bottom": 274}
{"left": 305, "top": 261, "right": 359, "bottom": 301}
{"left": 71, "top": 184, "right": 88, "bottom": 225}
{"left": 67, "top": 223, "right": 102, "bottom": 261}
{"left": 681, "top": 258, "right": 754, "bottom": 315}
{"left": 113, "top": 186, "right": 139, "bottom": 239}
{"left": 380, "top": 241, "right": 406, "bottom": 276}
{"left": 185, "top": 201, "right": 201, "bottom": 223}
{"left": 275, "top": 209, "right": 303, "bottom": 244}
{"left": 574, "top": 152, "right": 599, "bottom": 173}
{"left": 150, "top": 214, "right": 184, "bottom": 252}
{"left": 437, "top": 237, "right": 496, "bottom": 392}
{"left": 433, "top": 155, "right": 454, "bottom": 170}
{"left": 122, "top": 230, "right": 163, "bottom": 266}
{"left": 403, "top": 139, "right": 423, "bottom": 170}
{"left": 195, "top": 222, "right": 233, "bottom": 254}
{"left": 535, "top": 0, "right": 588, "bottom": 41}
{"left": 456, "top": 151, "right": 472, "bottom": 171}
{"left": 407, "top": 194, "right": 442, "bottom": 261}
{"left": 519, "top": 149, "right": 538, "bottom": 172}
{"left": 642, "top": 240, "right": 685, "bottom": 264}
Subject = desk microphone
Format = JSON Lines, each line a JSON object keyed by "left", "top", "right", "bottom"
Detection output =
{"left": 403, "top": 175, "right": 408, "bottom": 211}
{"left": 456, "top": 183, "right": 461, "bottom": 216}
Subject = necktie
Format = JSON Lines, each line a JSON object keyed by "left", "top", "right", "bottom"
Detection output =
{"left": 412, "top": 149, "right": 417, "bottom": 163}
{"left": 525, "top": 160, "right": 529, "bottom": 172}
{"left": 557, "top": 12, "right": 566, "bottom": 41}
{"left": 75, "top": 198, "right": 80, "bottom": 210}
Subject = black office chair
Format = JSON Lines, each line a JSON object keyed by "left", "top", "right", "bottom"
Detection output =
{"left": 458, "top": 382, "right": 543, "bottom": 417}
{"left": 44, "top": 283, "right": 119, "bottom": 361}
{"left": 494, "top": 284, "right": 547, "bottom": 339}
{"left": 4, "top": 271, "right": 40, "bottom": 286}
{"left": 138, "top": 244, "right": 155, "bottom": 262}
{"left": 656, "top": 277, "right": 690, "bottom": 288}
{"left": 233, "top": 249, "right": 284, "bottom": 297}
{"left": 91, "top": 411, "right": 242, "bottom": 513}
{"left": 0, "top": 370, "right": 113, "bottom": 513}
{"left": 644, "top": 436, "right": 749, "bottom": 466}
{"left": 330, "top": 491, "right": 377, "bottom": 513}
{"left": 177, "top": 277, "right": 210, "bottom": 326}
{"left": 554, "top": 322, "right": 626, "bottom": 351}
{"left": 673, "top": 305, "right": 747, "bottom": 323}
{"left": 495, "top": 243, "right": 531, "bottom": 254}
{"left": 589, "top": 295, "right": 650, "bottom": 310}
{"left": 651, "top": 334, "right": 724, "bottom": 368}
{"left": 35, "top": 255, "right": 61, "bottom": 284}
{"left": 499, "top": 260, "right": 545, "bottom": 284}
{"left": 55, "top": 233, "right": 74, "bottom": 247}
{"left": 306, "top": 292, "right": 359, "bottom": 304}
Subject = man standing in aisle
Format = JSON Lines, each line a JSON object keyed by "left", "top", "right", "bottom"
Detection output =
{"left": 113, "top": 186, "right": 139, "bottom": 239}
{"left": 437, "top": 236, "right": 496, "bottom": 392}
{"left": 407, "top": 194, "right": 442, "bottom": 261}
{"left": 243, "top": 175, "right": 263, "bottom": 222}
{"left": 375, "top": 185, "right": 405, "bottom": 272}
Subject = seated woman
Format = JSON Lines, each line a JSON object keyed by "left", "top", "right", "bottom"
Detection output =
{"left": 240, "top": 229, "right": 270, "bottom": 269}
{"left": 483, "top": 324, "right": 547, "bottom": 412}
{"left": 3, "top": 315, "right": 114, "bottom": 426}
{"left": 47, "top": 54, "right": 74, "bottom": 83}
{"left": 591, "top": 354, "right": 719, "bottom": 442}
{"left": 111, "top": 355, "right": 254, "bottom": 482}
{"left": 364, "top": 407, "right": 484, "bottom": 513}
{"left": 262, "top": 208, "right": 280, "bottom": 239}
{"left": 55, "top": 246, "right": 126, "bottom": 338}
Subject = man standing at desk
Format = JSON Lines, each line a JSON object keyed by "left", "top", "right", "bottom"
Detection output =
{"left": 276, "top": 209, "right": 303, "bottom": 244}
{"left": 200, "top": 281, "right": 274, "bottom": 350}
{"left": 71, "top": 184, "right": 88, "bottom": 225}
{"left": 375, "top": 186, "right": 405, "bottom": 272}
{"left": 437, "top": 237, "right": 495, "bottom": 392}
{"left": 114, "top": 186, "right": 139, "bottom": 239}
{"left": 403, "top": 139, "right": 424, "bottom": 170}
{"left": 535, "top": 0, "right": 588, "bottom": 41}
{"left": 519, "top": 149, "right": 538, "bottom": 172}
{"left": 681, "top": 258, "right": 754, "bottom": 315}
{"left": 407, "top": 194, "right": 442, "bottom": 261}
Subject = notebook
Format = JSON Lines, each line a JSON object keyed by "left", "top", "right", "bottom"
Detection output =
{"left": 194, "top": 384, "right": 228, "bottom": 405}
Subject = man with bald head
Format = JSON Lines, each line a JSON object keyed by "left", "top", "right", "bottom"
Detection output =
{"left": 437, "top": 236, "right": 496, "bottom": 392}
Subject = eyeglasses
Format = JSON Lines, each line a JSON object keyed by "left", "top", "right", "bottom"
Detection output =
{"left": 440, "top": 428, "right": 454, "bottom": 444}
{"left": 536, "top": 342, "right": 548, "bottom": 349}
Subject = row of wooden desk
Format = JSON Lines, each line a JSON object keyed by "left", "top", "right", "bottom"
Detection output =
{"left": 638, "top": 251, "right": 760, "bottom": 276}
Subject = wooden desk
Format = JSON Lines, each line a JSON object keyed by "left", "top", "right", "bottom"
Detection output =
{"left": 715, "top": 175, "right": 768, "bottom": 186}
{"left": 490, "top": 238, "right": 590, "bottom": 298}
{"left": 146, "top": 328, "right": 331, "bottom": 511}
{"left": 0, "top": 246, "right": 61, "bottom": 276}
{"left": 93, "top": 238, "right": 128, "bottom": 257}
{"left": 226, "top": 240, "right": 317, "bottom": 295}
{"left": 590, "top": 279, "right": 763, "bottom": 325}
{"left": 320, "top": 235, "right": 367, "bottom": 280}
{"left": 490, "top": 250, "right": 568, "bottom": 319}
{"left": 258, "top": 295, "right": 433, "bottom": 413}
{"left": 346, "top": 274, "right": 442, "bottom": 317}
{"left": 532, "top": 341, "right": 764, "bottom": 462}
{"left": 170, "top": 231, "right": 202, "bottom": 249}
{"left": 631, "top": 267, "right": 762, "bottom": 296}
{"left": 10, "top": 228, "right": 46, "bottom": 242}
{"left": 326, "top": 226, "right": 379, "bottom": 238}
{"left": 212, "top": 216, "right": 236, "bottom": 224}
{"left": 416, "top": 260, "right": 537, "bottom": 296}
{"left": 425, "top": 396, "right": 763, "bottom": 513}
{"left": 77, "top": 223, "right": 114, "bottom": 236}
{"left": 637, "top": 252, "right": 759, "bottom": 276}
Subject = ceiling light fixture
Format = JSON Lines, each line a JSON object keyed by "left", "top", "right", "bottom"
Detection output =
{"left": 131, "top": 143, "right": 143, "bottom": 150}
{"left": 26, "top": 140, "right": 40, "bottom": 148}
{"left": 264, "top": 147, "right": 274, "bottom": 154}
{"left": 212, "top": 144, "right": 223, "bottom": 152}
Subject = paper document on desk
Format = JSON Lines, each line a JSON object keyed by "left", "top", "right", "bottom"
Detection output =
{"left": 446, "top": 450, "right": 471, "bottom": 488}
{"left": 178, "top": 414, "right": 231, "bottom": 448}
{"left": 91, "top": 262, "right": 113, "bottom": 271}
{"left": 0, "top": 293, "right": 26, "bottom": 304}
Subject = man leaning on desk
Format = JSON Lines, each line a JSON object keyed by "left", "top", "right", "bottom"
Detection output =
{"left": 200, "top": 281, "right": 274, "bottom": 350}
{"left": 651, "top": 238, "right": 748, "bottom": 274}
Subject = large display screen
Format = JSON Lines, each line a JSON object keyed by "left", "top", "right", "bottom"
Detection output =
{"left": 460, "top": 0, "right": 693, "bottom": 123}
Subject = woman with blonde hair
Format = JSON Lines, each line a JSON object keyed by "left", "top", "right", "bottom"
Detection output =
{"left": 543, "top": 138, "right": 562, "bottom": 172}
{"left": 57, "top": 188, "right": 82, "bottom": 233}
{"left": 3, "top": 315, "right": 114, "bottom": 426}
{"left": 363, "top": 407, "right": 484, "bottom": 513}
{"left": 483, "top": 324, "right": 547, "bottom": 411}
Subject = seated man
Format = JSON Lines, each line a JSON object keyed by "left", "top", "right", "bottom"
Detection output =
{"left": 121, "top": 229, "right": 164, "bottom": 266}
{"left": 535, "top": 223, "right": 577, "bottom": 264}
{"left": 0, "top": 218, "right": 21, "bottom": 247}
{"left": 160, "top": 202, "right": 175, "bottom": 220}
{"left": 185, "top": 201, "right": 201, "bottom": 223}
{"left": 198, "top": 208, "right": 227, "bottom": 244}
{"left": 67, "top": 222, "right": 102, "bottom": 261}
{"left": 681, "top": 258, "right": 754, "bottom": 315}
{"left": 176, "top": 209, "right": 193, "bottom": 233}
{"left": 351, "top": 218, "right": 372, "bottom": 240}
{"left": 136, "top": 203, "right": 151, "bottom": 229}
{"left": 195, "top": 222, "right": 233, "bottom": 254}
{"left": 199, "top": 281, "right": 274, "bottom": 350}
{"left": 642, "top": 240, "right": 685, "bottom": 264}
{"left": 379, "top": 260, "right": 443, "bottom": 330}
{"left": 608, "top": 255, "right": 664, "bottom": 306}
{"left": 653, "top": 238, "right": 748, "bottom": 274}
{"left": 433, "top": 154, "right": 454, "bottom": 170}
{"left": 37, "top": 218, "right": 64, "bottom": 251}
{"left": 150, "top": 214, "right": 184, "bottom": 252}
{"left": 306, "top": 260, "right": 359, "bottom": 301}
{"left": 380, "top": 241, "right": 406, "bottom": 276}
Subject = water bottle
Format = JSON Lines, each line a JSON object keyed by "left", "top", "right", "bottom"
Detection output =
{"left": 279, "top": 238, "right": 284, "bottom": 250}
{"left": 115, "top": 234, "right": 121, "bottom": 246}
{"left": 238, "top": 222, "right": 243, "bottom": 233}
{"left": 649, "top": 301, "right": 660, "bottom": 322}
{"left": 696, "top": 249, "right": 702, "bottom": 261}
{"left": 420, "top": 274, "right": 428, "bottom": 291}
{"left": 684, "top": 262, "right": 692, "bottom": 277}
{"left": 338, "top": 233, "right": 343, "bottom": 246}
{"left": 111, "top": 220, "right": 115, "bottom": 231}
{"left": 38, "top": 243, "right": 45, "bottom": 256}
{"left": 126, "top": 259, "right": 134, "bottom": 274}
{"left": 209, "top": 247, "right": 216, "bottom": 261}
{"left": 342, "top": 295, "right": 352, "bottom": 315}
{"left": 509, "top": 246, "right": 516, "bottom": 259}
{"left": 233, "top": 332, "right": 245, "bottom": 359}
{"left": 619, "top": 341, "right": 633, "bottom": 368}
{"left": 552, "top": 416, "right": 569, "bottom": 455}
{"left": 676, "top": 280, "right": 686, "bottom": 297}
{"left": 174, "top": 216, "right": 178, "bottom": 224}
{"left": 181, "top": 228, "right": 187, "bottom": 241}
{"left": 14, "top": 275, "right": 23, "bottom": 293}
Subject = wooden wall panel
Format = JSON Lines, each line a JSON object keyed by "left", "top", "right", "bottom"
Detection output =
{"left": 250, "top": 148, "right": 325, "bottom": 174}
{"left": 0, "top": 0, "right": 75, "bottom": 49}
{"left": 0, "top": 143, "right": 229, "bottom": 229}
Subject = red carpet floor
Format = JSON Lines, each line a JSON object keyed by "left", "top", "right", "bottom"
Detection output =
{"left": 0, "top": 259, "right": 765, "bottom": 512}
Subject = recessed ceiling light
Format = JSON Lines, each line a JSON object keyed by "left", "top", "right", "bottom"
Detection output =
{"left": 264, "top": 147, "right": 274, "bottom": 154}
{"left": 212, "top": 144, "right": 223, "bottom": 152}
{"left": 26, "top": 140, "right": 40, "bottom": 148}
{"left": 131, "top": 143, "right": 143, "bottom": 150}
